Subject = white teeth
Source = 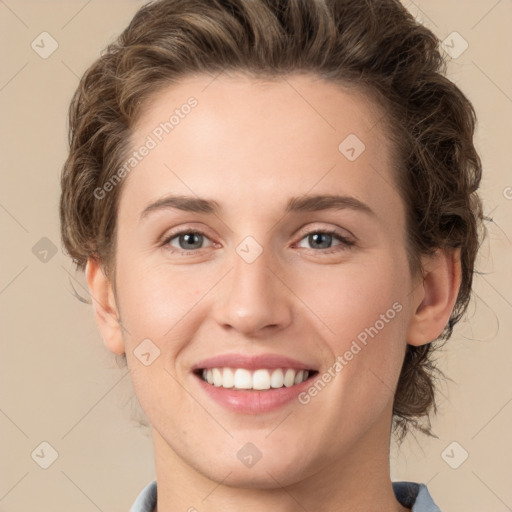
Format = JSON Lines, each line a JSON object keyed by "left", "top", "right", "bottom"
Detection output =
{"left": 205, "top": 369, "right": 213, "bottom": 384}
{"left": 252, "top": 369, "right": 271, "bottom": 390}
{"left": 222, "top": 368, "right": 234, "bottom": 388}
{"left": 270, "top": 369, "right": 284, "bottom": 388}
{"left": 284, "top": 369, "right": 295, "bottom": 387}
{"left": 234, "top": 368, "right": 252, "bottom": 389}
{"left": 199, "top": 367, "right": 310, "bottom": 390}
{"left": 212, "top": 368, "right": 222, "bottom": 387}
{"left": 294, "top": 370, "right": 304, "bottom": 385}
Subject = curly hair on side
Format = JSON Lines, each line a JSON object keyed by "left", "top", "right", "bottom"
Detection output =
{"left": 59, "top": 0, "right": 485, "bottom": 442}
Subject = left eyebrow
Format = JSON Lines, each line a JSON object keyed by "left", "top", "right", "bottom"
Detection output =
{"left": 285, "top": 194, "right": 376, "bottom": 217}
{"left": 139, "top": 193, "right": 376, "bottom": 221}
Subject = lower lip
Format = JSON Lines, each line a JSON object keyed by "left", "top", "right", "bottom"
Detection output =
{"left": 194, "top": 373, "right": 314, "bottom": 414}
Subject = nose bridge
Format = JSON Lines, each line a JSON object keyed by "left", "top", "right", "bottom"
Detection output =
{"left": 213, "top": 237, "right": 292, "bottom": 334}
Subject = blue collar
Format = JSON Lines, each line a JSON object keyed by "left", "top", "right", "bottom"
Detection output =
{"left": 130, "top": 480, "right": 441, "bottom": 511}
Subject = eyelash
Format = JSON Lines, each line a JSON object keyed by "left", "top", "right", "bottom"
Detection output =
{"left": 161, "top": 228, "right": 355, "bottom": 256}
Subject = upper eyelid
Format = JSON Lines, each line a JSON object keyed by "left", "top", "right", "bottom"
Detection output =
{"left": 294, "top": 223, "right": 354, "bottom": 241}
{"left": 163, "top": 220, "right": 354, "bottom": 238}
{"left": 163, "top": 226, "right": 354, "bottom": 248}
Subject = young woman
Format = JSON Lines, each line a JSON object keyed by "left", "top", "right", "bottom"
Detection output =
{"left": 59, "top": 0, "right": 484, "bottom": 510}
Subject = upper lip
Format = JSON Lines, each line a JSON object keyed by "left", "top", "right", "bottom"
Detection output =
{"left": 192, "top": 353, "right": 317, "bottom": 371}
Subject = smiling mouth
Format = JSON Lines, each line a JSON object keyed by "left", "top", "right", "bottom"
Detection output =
{"left": 194, "top": 367, "right": 318, "bottom": 390}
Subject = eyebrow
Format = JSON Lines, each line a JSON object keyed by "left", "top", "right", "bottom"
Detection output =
{"left": 139, "top": 193, "right": 376, "bottom": 220}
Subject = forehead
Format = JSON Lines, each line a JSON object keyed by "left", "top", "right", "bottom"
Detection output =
{"left": 121, "top": 72, "right": 400, "bottom": 220}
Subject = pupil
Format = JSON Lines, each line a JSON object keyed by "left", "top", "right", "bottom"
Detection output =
{"left": 181, "top": 233, "right": 202, "bottom": 249}
{"left": 310, "top": 233, "right": 331, "bottom": 249}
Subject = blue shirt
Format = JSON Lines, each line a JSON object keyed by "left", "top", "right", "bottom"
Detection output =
{"left": 130, "top": 480, "right": 441, "bottom": 511}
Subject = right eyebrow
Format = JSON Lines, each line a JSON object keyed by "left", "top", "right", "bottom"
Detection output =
{"left": 140, "top": 195, "right": 221, "bottom": 220}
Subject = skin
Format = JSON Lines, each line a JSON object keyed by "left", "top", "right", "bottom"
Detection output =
{"left": 86, "top": 72, "right": 461, "bottom": 512}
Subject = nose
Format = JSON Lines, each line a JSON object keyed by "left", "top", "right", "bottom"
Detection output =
{"left": 212, "top": 243, "right": 293, "bottom": 337}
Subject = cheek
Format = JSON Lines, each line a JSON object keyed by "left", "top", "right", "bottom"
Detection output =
{"left": 116, "top": 260, "right": 202, "bottom": 424}
{"left": 115, "top": 254, "right": 209, "bottom": 342}
{"left": 294, "top": 252, "right": 409, "bottom": 407}
{"left": 293, "top": 251, "right": 407, "bottom": 343}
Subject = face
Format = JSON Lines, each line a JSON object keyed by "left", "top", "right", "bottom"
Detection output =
{"left": 105, "top": 72, "right": 420, "bottom": 487}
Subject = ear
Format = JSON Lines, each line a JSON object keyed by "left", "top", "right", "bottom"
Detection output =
{"left": 406, "top": 248, "right": 462, "bottom": 346}
{"left": 85, "top": 257, "right": 125, "bottom": 355}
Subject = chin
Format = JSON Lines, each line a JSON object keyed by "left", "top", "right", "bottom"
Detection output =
{"left": 197, "top": 449, "right": 314, "bottom": 489}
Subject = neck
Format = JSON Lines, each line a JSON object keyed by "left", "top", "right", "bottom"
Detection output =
{"left": 151, "top": 406, "right": 409, "bottom": 512}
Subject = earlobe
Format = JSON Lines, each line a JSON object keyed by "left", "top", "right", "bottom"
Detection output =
{"left": 85, "top": 257, "right": 125, "bottom": 355}
{"left": 406, "top": 248, "right": 462, "bottom": 347}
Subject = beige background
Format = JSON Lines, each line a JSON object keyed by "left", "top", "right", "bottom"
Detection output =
{"left": 0, "top": 1, "right": 511, "bottom": 511}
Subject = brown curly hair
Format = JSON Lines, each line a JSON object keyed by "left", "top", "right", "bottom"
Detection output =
{"left": 59, "top": 0, "right": 485, "bottom": 441}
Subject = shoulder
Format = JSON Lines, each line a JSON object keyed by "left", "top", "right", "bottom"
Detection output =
{"left": 131, "top": 479, "right": 441, "bottom": 512}
{"left": 130, "top": 480, "right": 157, "bottom": 512}
{"left": 393, "top": 481, "right": 442, "bottom": 512}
